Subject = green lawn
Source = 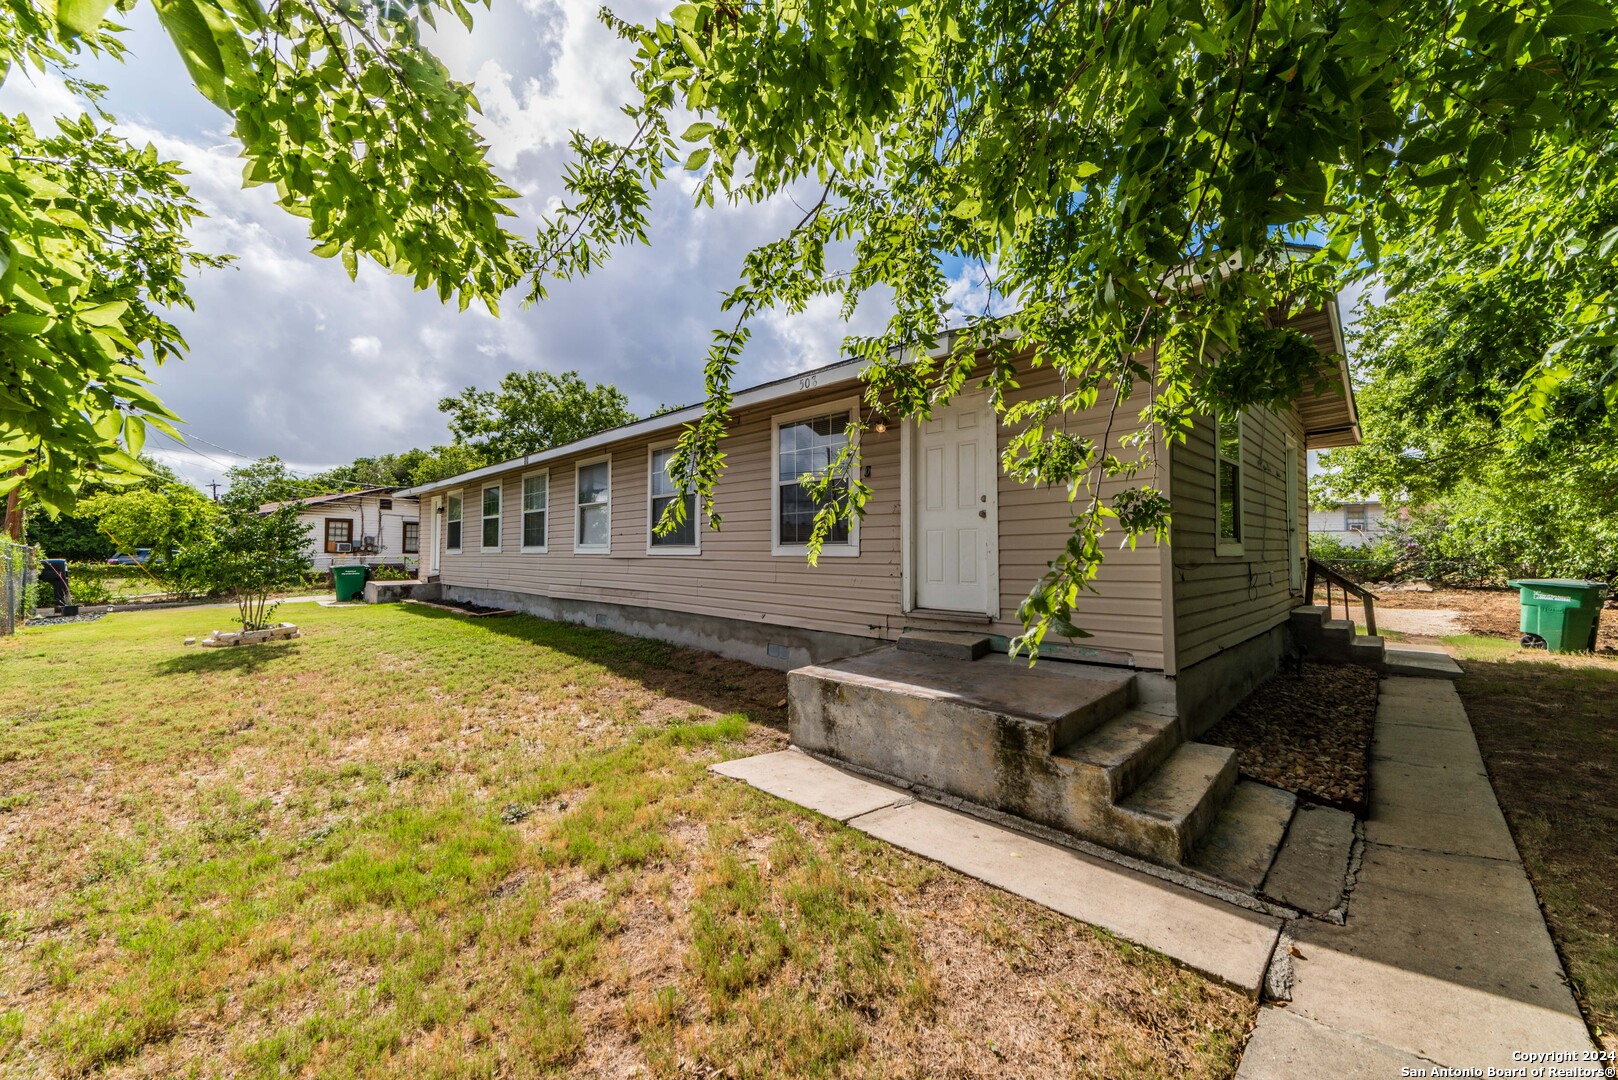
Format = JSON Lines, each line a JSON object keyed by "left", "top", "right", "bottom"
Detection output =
{"left": 0, "top": 604, "right": 1251, "bottom": 1077}
{"left": 1444, "top": 635, "right": 1618, "bottom": 1051}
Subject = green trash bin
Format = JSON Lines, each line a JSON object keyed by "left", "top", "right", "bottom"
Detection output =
{"left": 333, "top": 564, "right": 369, "bottom": 602}
{"left": 1506, "top": 578, "right": 1607, "bottom": 653}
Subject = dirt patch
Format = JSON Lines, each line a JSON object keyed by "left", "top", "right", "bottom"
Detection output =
{"left": 1201, "top": 662, "right": 1379, "bottom": 815}
{"left": 1371, "top": 585, "right": 1618, "bottom": 652}
{"left": 1453, "top": 652, "right": 1618, "bottom": 1051}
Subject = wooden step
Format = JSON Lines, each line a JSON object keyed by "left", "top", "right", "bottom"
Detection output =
{"left": 1112, "top": 743, "right": 1239, "bottom": 864}
{"left": 1052, "top": 709, "right": 1181, "bottom": 803}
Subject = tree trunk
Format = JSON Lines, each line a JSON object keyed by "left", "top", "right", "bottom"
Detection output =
{"left": 3, "top": 469, "right": 22, "bottom": 542}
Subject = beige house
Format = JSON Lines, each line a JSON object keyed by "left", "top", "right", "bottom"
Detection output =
{"left": 396, "top": 303, "right": 1357, "bottom": 727}
{"left": 260, "top": 487, "right": 421, "bottom": 572}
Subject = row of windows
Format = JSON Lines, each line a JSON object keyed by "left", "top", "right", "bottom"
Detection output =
{"left": 440, "top": 403, "right": 859, "bottom": 557}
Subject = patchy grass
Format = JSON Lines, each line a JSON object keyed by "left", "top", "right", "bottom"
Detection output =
{"left": 1445, "top": 635, "right": 1618, "bottom": 1051}
{"left": 0, "top": 605, "right": 1253, "bottom": 1077}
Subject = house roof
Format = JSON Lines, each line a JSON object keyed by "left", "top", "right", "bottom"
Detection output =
{"left": 257, "top": 487, "right": 403, "bottom": 514}
{"left": 397, "top": 293, "right": 1358, "bottom": 497}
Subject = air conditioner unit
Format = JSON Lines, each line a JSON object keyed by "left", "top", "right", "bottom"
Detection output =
{"left": 335, "top": 542, "right": 353, "bottom": 553}
{"left": 362, "top": 536, "right": 378, "bottom": 550}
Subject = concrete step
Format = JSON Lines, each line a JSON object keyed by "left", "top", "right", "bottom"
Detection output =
{"left": 1187, "top": 781, "right": 1297, "bottom": 893}
{"left": 1382, "top": 644, "right": 1462, "bottom": 679}
{"left": 1289, "top": 605, "right": 1329, "bottom": 629}
{"left": 1349, "top": 636, "right": 1386, "bottom": 664}
{"left": 1052, "top": 709, "right": 1182, "bottom": 803}
{"left": 1111, "top": 742, "right": 1239, "bottom": 864}
{"left": 1321, "top": 618, "right": 1356, "bottom": 639}
{"left": 897, "top": 629, "right": 992, "bottom": 661}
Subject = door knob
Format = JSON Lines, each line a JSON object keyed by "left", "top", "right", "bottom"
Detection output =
{"left": 978, "top": 510, "right": 987, "bottom": 518}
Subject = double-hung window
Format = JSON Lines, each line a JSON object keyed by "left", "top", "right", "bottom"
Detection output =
{"left": 648, "top": 447, "right": 698, "bottom": 552}
{"left": 1215, "top": 413, "right": 1244, "bottom": 555}
{"left": 772, "top": 401, "right": 858, "bottom": 556}
{"left": 324, "top": 519, "right": 353, "bottom": 553}
{"left": 1344, "top": 503, "right": 1368, "bottom": 531}
{"left": 480, "top": 483, "right": 502, "bottom": 551}
{"left": 521, "top": 471, "right": 549, "bottom": 552}
{"left": 402, "top": 521, "right": 420, "bottom": 554}
{"left": 576, "top": 457, "right": 611, "bottom": 552}
{"left": 446, "top": 491, "right": 463, "bottom": 552}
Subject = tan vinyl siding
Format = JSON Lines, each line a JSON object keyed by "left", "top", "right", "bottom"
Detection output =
{"left": 1170, "top": 404, "right": 1306, "bottom": 671}
{"left": 429, "top": 367, "right": 1170, "bottom": 669}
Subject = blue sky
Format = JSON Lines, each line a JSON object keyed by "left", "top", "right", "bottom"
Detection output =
{"left": 1, "top": 5, "right": 1376, "bottom": 489}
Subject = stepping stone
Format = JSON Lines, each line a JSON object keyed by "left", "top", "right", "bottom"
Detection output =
{"left": 1262, "top": 802, "right": 1355, "bottom": 915}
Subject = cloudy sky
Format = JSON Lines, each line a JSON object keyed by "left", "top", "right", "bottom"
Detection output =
{"left": 1, "top": 0, "right": 914, "bottom": 489}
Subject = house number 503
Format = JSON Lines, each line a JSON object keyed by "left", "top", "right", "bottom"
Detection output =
{"left": 798, "top": 375, "right": 818, "bottom": 390}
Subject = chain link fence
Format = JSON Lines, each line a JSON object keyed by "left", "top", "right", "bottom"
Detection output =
{"left": 2, "top": 538, "right": 40, "bottom": 636}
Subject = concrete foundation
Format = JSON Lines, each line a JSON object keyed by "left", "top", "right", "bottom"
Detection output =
{"left": 1174, "top": 623, "right": 1291, "bottom": 738}
{"left": 427, "top": 583, "right": 878, "bottom": 671}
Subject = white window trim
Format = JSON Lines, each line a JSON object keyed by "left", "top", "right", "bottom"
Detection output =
{"left": 573, "top": 455, "right": 612, "bottom": 554}
{"left": 1215, "top": 413, "right": 1245, "bottom": 558}
{"left": 519, "top": 468, "right": 550, "bottom": 554}
{"left": 479, "top": 481, "right": 503, "bottom": 553}
{"left": 770, "top": 396, "right": 862, "bottom": 558}
{"left": 445, "top": 488, "right": 464, "bottom": 555}
{"left": 646, "top": 443, "right": 701, "bottom": 556}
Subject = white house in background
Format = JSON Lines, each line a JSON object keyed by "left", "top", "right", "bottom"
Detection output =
{"left": 258, "top": 487, "right": 421, "bottom": 571}
{"left": 1309, "top": 497, "right": 1388, "bottom": 547}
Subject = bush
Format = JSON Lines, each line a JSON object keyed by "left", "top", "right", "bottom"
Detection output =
{"left": 1308, "top": 533, "right": 1401, "bottom": 582}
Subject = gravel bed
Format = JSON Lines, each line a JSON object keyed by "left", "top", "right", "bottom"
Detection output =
{"left": 25, "top": 612, "right": 108, "bottom": 627}
{"left": 1201, "top": 661, "right": 1379, "bottom": 816}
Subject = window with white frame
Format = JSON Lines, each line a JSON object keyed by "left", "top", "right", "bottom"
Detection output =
{"left": 1215, "top": 414, "right": 1243, "bottom": 553}
{"left": 773, "top": 404, "right": 856, "bottom": 555}
{"left": 576, "top": 458, "right": 611, "bottom": 552}
{"left": 480, "top": 483, "right": 502, "bottom": 550}
{"left": 1344, "top": 503, "right": 1368, "bottom": 531}
{"left": 446, "top": 491, "right": 463, "bottom": 552}
{"left": 521, "top": 471, "right": 549, "bottom": 551}
{"left": 649, "top": 447, "right": 697, "bottom": 551}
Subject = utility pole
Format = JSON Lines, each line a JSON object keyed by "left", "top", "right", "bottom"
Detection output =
{"left": 207, "top": 481, "right": 221, "bottom": 502}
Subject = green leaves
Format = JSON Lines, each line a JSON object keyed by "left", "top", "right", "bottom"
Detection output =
{"left": 1543, "top": 0, "right": 1617, "bottom": 37}
{"left": 55, "top": 0, "right": 114, "bottom": 37}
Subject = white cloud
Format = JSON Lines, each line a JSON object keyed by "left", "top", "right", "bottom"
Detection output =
{"left": 348, "top": 336, "right": 383, "bottom": 358}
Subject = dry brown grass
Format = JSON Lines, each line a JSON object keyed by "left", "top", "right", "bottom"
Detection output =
{"left": 0, "top": 603, "right": 1253, "bottom": 1077}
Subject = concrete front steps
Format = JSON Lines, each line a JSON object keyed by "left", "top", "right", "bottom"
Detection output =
{"left": 788, "top": 639, "right": 1285, "bottom": 876}
{"left": 1288, "top": 606, "right": 1462, "bottom": 678}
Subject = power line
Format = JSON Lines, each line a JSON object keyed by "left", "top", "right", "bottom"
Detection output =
{"left": 156, "top": 427, "right": 382, "bottom": 494}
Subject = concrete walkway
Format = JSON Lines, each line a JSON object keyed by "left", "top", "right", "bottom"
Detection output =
{"left": 712, "top": 750, "right": 1283, "bottom": 994}
{"left": 1239, "top": 676, "right": 1596, "bottom": 1075}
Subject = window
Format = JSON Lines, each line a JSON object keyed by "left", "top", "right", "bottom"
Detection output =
{"left": 521, "top": 471, "right": 549, "bottom": 551}
{"left": 324, "top": 518, "right": 353, "bottom": 553}
{"left": 380, "top": 498, "right": 393, "bottom": 510}
{"left": 446, "top": 491, "right": 463, "bottom": 552}
{"left": 481, "top": 484, "right": 502, "bottom": 551}
{"left": 772, "top": 401, "right": 858, "bottom": 556}
{"left": 1215, "top": 413, "right": 1243, "bottom": 554}
{"left": 1344, "top": 504, "right": 1368, "bottom": 531}
{"left": 576, "top": 457, "right": 611, "bottom": 552}
{"left": 649, "top": 447, "right": 698, "bottom": 552}
{"left": 402, "top": 521, "right": 420, "bottom": 554}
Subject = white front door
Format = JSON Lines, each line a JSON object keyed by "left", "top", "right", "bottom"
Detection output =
{"left": 429, "top": 497, "right": 442, "bottom": 574}
{"left": 913, "top": 392, "right": 997, "bottom": 613}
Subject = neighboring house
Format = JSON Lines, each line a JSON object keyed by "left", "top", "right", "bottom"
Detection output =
{"left": 259, "top": 488, "right": 421, "bottom": 572}
{"left": 396, "top": 301, "right": 1358, "bottom": 730}
{"left": 1309, "top": 497, "right": 1387, "bottom": 547}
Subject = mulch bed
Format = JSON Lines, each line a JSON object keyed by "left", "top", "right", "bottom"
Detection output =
{"left": 1201, "top": 661, "right": 1380, "bottom": 816}
{"left": 403, "top": 598, "right": 515, "bottom": 617}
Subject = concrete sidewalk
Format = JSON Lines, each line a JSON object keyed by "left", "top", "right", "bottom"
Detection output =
{"left": 711, "top": 750, "right": 1284, "bottom": 994}
{"left": 1239, "top": 676, "right": 1596, "bottom": 1075}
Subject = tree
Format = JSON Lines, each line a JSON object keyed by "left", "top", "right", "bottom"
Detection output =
{"left": 406, "top": 444, "right": 487, "bottom": 486}
{"left": 219, "top": 456, "right": 320, "bottom": 511}
{"left": 1, "top": 0, "right": 530, "bottom": 511}
{"left": 528, "top": 0, "right": 1618, "bottom": 651}
{"left": 79, "top": 482, "right": 219, "bottom": 570}
{"left": 1317, "top": 254, "right": 1618, "bottom": 581}
{"left": 24, "top": 455, "right": 181, "bottom": 560}
{"left": 438, "top": 370, "right": 636, "bottom": 462}
{"left": 180, "top": 504, "right": 313, "bottom": 631}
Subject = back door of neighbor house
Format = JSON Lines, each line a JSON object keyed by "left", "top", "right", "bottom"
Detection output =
{"left": 913, "top": 391, "right": 997, "bottom": 614}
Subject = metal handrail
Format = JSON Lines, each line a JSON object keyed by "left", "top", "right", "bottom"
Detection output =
{"left": 1305, "top": 558, "right": 1378, "bottom": 637}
